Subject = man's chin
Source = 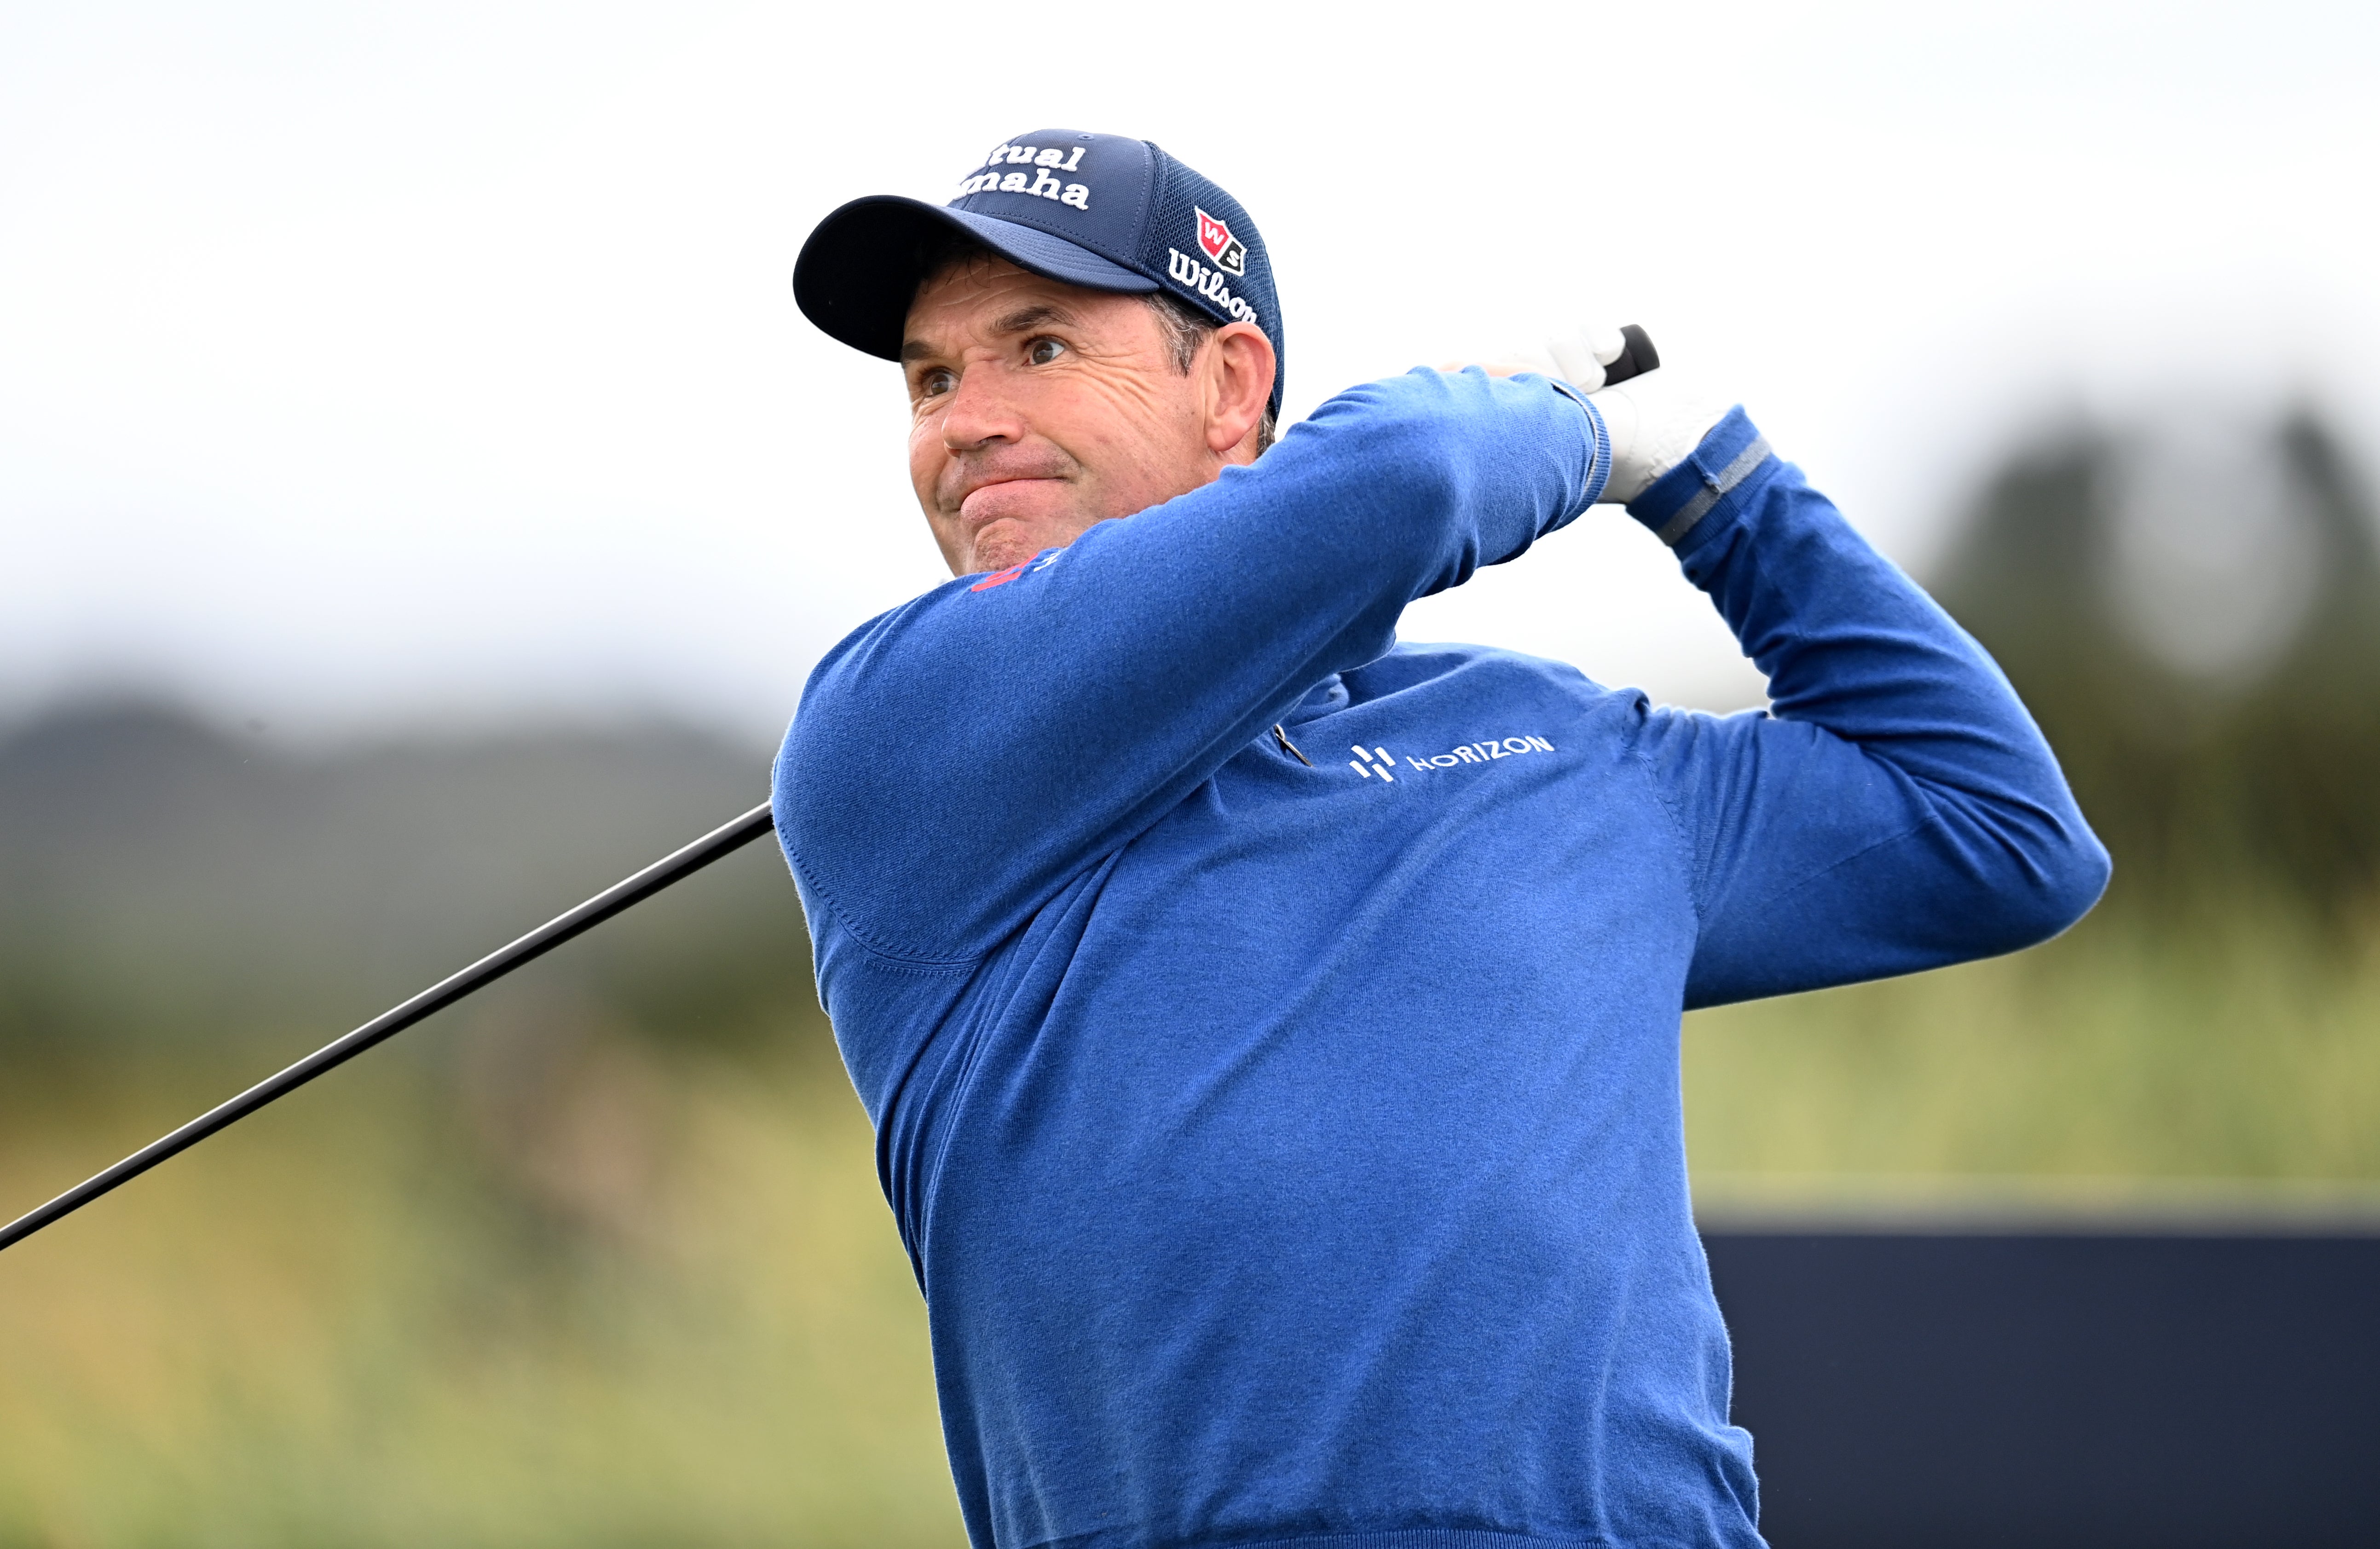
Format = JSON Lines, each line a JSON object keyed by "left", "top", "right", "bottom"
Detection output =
{"left": 967, "top": 529, "right": 1047, "bottom": 574}
{"left": 963, "top": 510, "right": 1081, "bottom": 575}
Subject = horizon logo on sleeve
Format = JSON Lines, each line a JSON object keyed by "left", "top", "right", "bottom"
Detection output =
{"left": 1409, "top": 736, "right": 1556, "bottom": 771}
{"left": 1346, "top": 734, "right": 1559, "bottom": 785}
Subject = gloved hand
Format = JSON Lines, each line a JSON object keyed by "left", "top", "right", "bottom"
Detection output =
{"left": 1582, "top": 366, "right": 1730, "bottom": 505}
{"left": 1542, "top": 323, "right": 1730, "bottom": 504}
{"left": 1441, "top": 322, "right": 1730, "bottom": 504}
{"left": 1544, "top": 324, "right": 1633, "bottom": 392}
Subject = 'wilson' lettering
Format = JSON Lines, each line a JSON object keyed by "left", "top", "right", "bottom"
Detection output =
{"left": 1165, "top": 249, "right": 1260, "bottom": 325}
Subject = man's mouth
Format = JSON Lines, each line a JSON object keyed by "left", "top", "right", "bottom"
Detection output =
{"left": 955, "top": 475, "right": 1065, "bottom": 525}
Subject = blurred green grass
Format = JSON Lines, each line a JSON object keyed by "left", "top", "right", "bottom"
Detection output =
{"left": 1686, "top": 904, "right": 2380, "bottom": 1205}
{"left": 0, "top": 1032, "right": 965, "bottom": 1548}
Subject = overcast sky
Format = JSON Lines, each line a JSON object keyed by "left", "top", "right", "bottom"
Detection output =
{"left": 5, "top": 0, "right": 2376, "bottom": 740}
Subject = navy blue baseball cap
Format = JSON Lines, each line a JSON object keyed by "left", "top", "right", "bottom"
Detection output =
{"left": 793, "top": 129, "right": 1285, "bottom": 416}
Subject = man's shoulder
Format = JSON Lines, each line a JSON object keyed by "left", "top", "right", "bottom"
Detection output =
{"left": 1347, "top": 639, "right": 1632, "bottom": 706}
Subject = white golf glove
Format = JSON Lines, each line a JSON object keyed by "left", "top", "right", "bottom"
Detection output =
{"left": 1547, "top": 324, "right": 1729, "bottom": 505}
{"left": 1545, "top": 324, "right": 1633, "bottom": 393}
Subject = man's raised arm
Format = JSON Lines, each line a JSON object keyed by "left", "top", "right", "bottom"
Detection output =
{"left": 776, "top": 367, "right": 1607, "bottom": 964}
{"left": 1621, "top": 408, "right": 2110, "bottom": 1006}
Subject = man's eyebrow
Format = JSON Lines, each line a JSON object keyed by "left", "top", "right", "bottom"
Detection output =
{"left": 900, "top": 303, "right": 1076, "bottom": 364}
{"left": 991, "top": 302, "right": 1076, "bottom": 335}
{"left": 900, "top": 303, "right": 1081, "bottom": 364}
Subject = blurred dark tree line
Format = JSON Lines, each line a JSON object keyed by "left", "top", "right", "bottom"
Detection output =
{"left": 0, "top": 705, "right": 821, "bottom": 1063}
{"left": 1933, "top": 406, "right": 2380, "bottom": 926}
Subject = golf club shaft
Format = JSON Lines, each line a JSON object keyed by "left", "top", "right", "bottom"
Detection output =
{"left": 0, "top": 800, "right": 779, "bottom": 1254}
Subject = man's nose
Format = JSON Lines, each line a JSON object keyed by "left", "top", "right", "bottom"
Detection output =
{"left": 940, "top": 364, "right": 1024, "bottom": 451}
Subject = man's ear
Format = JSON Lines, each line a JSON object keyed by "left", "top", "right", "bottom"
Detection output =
{"left": 1203, "top": 322, "right": 1276, "bottom": 462}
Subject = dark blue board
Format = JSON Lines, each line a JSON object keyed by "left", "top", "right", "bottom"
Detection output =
{"left": 1704, "top": 1231, "right": 2380, "bottom": 1549}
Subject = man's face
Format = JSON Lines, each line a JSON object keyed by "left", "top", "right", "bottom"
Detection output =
{"left": 902, "top": 257, "right": 1259, "bottom": 576}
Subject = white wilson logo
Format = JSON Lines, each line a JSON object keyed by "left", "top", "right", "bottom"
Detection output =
{"left": 1164, "top": 249, "right": 1260, "bottom": 325}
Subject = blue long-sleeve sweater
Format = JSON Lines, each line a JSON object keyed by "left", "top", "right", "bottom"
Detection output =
{"left": 774, "top": 367, "right": 2108, "bottom": 1549}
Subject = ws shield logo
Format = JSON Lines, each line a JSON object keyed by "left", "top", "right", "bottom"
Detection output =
{"left": 1194, "top": 208, "right": 1247, "bottom": 277}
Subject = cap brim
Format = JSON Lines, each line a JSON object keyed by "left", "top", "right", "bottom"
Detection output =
{"left": 793, "top": 195, "right": 1156, "bottom": 362}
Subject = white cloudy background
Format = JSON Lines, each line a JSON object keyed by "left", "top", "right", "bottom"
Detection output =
{"left": 5, "top": 0, "right": 2377, "bottom": 739}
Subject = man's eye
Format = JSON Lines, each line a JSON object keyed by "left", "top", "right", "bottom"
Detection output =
{"left": 1026, "top": 336, "right": 1066, "bottom": 367}
{"left": 917, "top": 368, "right": 957, "bottom": 398}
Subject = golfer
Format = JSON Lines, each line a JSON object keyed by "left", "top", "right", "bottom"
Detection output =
{"left": 776, "top": 128, "right": 2108, "bottom": 1549}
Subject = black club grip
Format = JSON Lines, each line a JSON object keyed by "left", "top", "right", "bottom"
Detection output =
{"left": 1599, "top": 324, "right": 1660, "bottom": 386}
